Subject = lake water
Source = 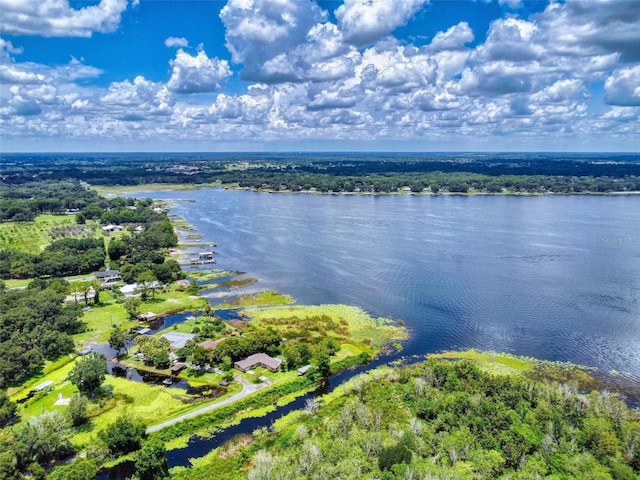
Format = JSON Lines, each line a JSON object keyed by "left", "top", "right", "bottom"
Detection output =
{"left": 132, "top": 189, "right": 640, "bottom": 390}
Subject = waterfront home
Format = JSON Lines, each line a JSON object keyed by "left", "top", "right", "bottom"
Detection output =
{"left": 161, "top": 332, "right": 195, "bottom": 350}
{"left": 234, "top": 353, "right": 282, "bottom": 372}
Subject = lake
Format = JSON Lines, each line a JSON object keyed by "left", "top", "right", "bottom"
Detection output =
{"left": 131, "top": 189, "right": 640, "bottom": 392}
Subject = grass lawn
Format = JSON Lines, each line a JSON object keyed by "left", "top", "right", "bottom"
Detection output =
{"left": 4, "top": 278, "right": 31, "bottom": 288}
{"left": 75, "top": 287, "right": 205, "bottom": 343}
{"left": 74, "top": 302, "right": 132, "bottom": 344}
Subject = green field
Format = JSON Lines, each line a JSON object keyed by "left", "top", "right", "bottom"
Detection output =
{"left": 0, "top": 214, "right": 79, "bottom": 253}
{"left": 249, "top": 304, "right": 407, "bottom": 347}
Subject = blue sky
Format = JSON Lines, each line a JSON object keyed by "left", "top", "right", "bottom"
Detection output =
{"left": 0, "top": 0, "right": 638, "bottom": 152}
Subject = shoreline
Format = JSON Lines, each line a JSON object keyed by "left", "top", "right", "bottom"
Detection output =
{"left": 92, "top": 181, "right": 640, "bottom": 197}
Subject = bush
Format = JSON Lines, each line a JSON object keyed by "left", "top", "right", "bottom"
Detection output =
{"left": 378, "top": 444, "right": 412, "bottom": 471}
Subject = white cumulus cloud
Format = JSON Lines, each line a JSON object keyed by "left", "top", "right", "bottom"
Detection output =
{"left": 220, "top": 0, "right": 327, "bottom": 82}
{"left": 428, "top": 22, "right": 474, "bottom": 52}
{"left": 335, "top": 0, "right": 429, "bottom": 47}
{"left": 0, "top": 0, "right": 130, "bottom": 37}
{"left": 165, "top": 37, "right": 189, "bottom": 48}
{"left": 167, "top": 49, "right": 232, "bottom": 93}
{"left": 604, "top": 65, "right": 640, "bottom": 106}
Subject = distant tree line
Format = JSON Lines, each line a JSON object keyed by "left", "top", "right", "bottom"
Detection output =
{"left": 2, "top": 153, "right": 639, "bottom": 194}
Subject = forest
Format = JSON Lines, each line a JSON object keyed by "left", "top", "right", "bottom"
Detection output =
{"left": 176, "top": 359, "right": 640, "bottom": 480}
{"left": 2, "top": 152, "right": 640, "bottom": 194}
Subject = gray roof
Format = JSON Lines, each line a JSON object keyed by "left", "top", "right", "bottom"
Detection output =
{"left": 235, "top": 353, "right": 282, "bottom": 371}
{"left": 161, "top": 332, "right": 195, "bottom": 350}
{"left": 95, "top": 270, "right": 120, "bottom": 279}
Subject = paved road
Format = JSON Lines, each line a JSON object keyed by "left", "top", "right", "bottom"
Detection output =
{"left": 145, "top": 375, "right": 266, "bottom": 434}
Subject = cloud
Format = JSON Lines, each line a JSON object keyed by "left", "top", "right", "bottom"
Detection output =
{"left": 2, "top": 0, "right": 639, "bottom": 151}
{"left": 165, "top": 37, "right": 189, "bottom": 48}
{"left": 101, "top": 76, "right": 174, "bottom": 116}
{"left": 167, "top": 49, "right": 232, "bottom": 93}
{"left": 335, "top": 0, "right": 429, "bottom": 47}
{"left": 0, "top": 64, "right": 45, "bottom": 84}
{"left": 0, "top": 0, "right": 130, "bottom": 37}
{"left": 0, "top": 38, "right": 23, "bottom": 61}
{"left": 220, "top": 0, "right": 326, "bottom": 82}
{"left": 307, "top": 90, "right": 357, "bottom": 110}
{"left": 604, "top": 66, "right": 640, "bottom": 106}
{"left": 428, "top": 22, "right": 474, "bottom": 52}
{"left": 533, "top": 0, "right": 640, "bottom": 62}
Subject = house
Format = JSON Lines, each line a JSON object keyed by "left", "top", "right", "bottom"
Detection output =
{"left": 94, "top": 270, "right": 121, "bottom": 284}
{"left": 297, "top": 365, "right": 312, "bottom": 376}
{"left": 234, "top": 353, "right": 283, "bottom": 372}
{"left": 119, "top": 283, "right": 138, "bottom": 297}
{"left": 161, "top": 332, "right": 195, "bottom": 350}
{"left": 176, "top": 279, "right": 190, "bottom": 290}
{"left": 198, "top": 338, "right": 225, "bottom": 351}
{"left": 136, "top": 311, "right": 157, "bottom": 322}
{"left": 64, "top": 288, "right": 97, "bottom": 304}
{"left": 101, "top": 224, "right": 124, "bottom": 233}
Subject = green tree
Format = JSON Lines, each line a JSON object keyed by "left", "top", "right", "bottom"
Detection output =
{"left": 123, "top": 296, "right": 142, "bottom": 319}
{"left": 67, "top": 394, "right": 88, "bottom": 427}
{"left": 311, "top": 349, "right": 331, "bottom": 379}
{"left": 70, "top": 353, "right": 107, "bottom": 398}
{"left": 14, "top": 411, "right": 73, "bottom": 467}
{"left": 0, "top": 429, "right": 19, "bottom": 480}
{"left": 190, "top": 345, "right": 211, "bottom": 369}
{"left": 0, "top": 390, "right": 17, "bottom": 426}
{"left": 98, "top": 415, "right": 146, "bottom": 456}
{"left": 109, "top": 328, "right": 128, "bottom": 355}
{"left": 136, "top": 270, "right": 158, "bottom": 300}
{"left": 186, "top": 278, "right": 200, "bottom": 294}
{"left": 134, "top": 437, "right": 169, "bottom": 480}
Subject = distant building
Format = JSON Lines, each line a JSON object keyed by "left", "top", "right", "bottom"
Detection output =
{"left": 119, "top": 284, "right": 138, "bottom": 297}
{"left": 94, "top": 270, "right": 121, "bottom": 283}
{"left": 32, "top": 380, "right": 54, "bottom": 392}
{"left": 64, "top": 288, "right": 96, "bottom": 304}
{"left": 234, "top": 353, "right": 282, "bottom": 372}
{"left": 136, "top": 311, "right": 157, "bottom": 322}
{"left": 101, "top": 224, "right": 124, "bottom": 232}
{"left": 176, "top": 279, "right": 190, "bottom": 290}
